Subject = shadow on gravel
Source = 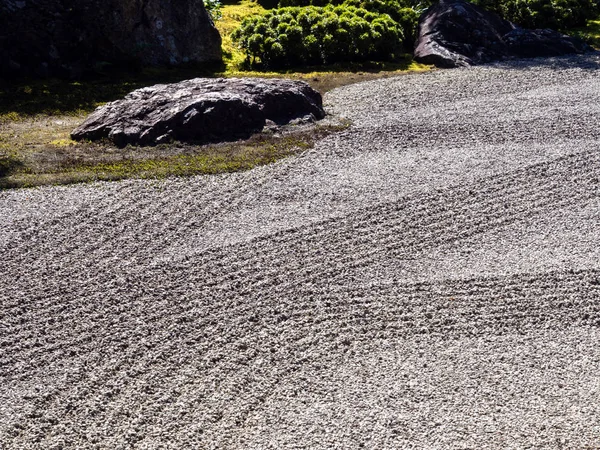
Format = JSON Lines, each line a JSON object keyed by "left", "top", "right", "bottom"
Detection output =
{"left": 488, "top": 52, "right": 600, "bottom": 70}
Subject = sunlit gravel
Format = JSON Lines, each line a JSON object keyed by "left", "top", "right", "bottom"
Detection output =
{"left": 1, "top": 54, "right": 599, "bottom": 449}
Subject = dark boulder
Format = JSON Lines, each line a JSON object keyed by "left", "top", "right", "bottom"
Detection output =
{"left": 0, "top": 0, "right": 222, "bottom": 79}
{"left": 505, "top": 28, "right": 592, "bottom": 58}
{"left": 71, "top": 78, "right": 326, "bottom": 146}
{"left": 414, "top": 0, "right": 592, "bottom": 68}
{"left": 414, "top": 0, "right": 514, "bottom": 67}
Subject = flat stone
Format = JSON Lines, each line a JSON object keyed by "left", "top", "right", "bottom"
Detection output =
{"left": 71, "top": 78, "right": 326, "bottom": 146}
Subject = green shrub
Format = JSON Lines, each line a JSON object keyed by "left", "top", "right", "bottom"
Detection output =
{"left": 348, "top": 0, "right": 419, "bottom": 45}
{"left": 472, "top": 0, "right": 599, "bottom": 29}
{"left": 276, "top": 0, "right": 598, "bottom": 38}
{"left": 203, "top": 0, "right": 223, "bottom": 21}
{"left": 279, "top": 0, "right": 341, "bottom": 6}
{"left": 278, "top": 0, "right": 429, "bottom": 8}
{"left": 277, "top": 0, "right": 420, "bottom": 46}
{"left": 256, "top": 0, "right": 281, "bottom": 9}
{"left": 231, "top": 5, "right": 405, "bottom": 68}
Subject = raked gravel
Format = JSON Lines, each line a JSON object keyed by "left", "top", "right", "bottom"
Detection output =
{"left": 1, "top": 54, "right": 600, "bottom": 449}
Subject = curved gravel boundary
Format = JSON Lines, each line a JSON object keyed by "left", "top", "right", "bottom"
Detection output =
{"left": 1, "top": 54, "right": 600, "bottom": 448}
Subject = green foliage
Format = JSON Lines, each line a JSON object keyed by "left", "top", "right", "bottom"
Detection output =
{"left": 204, "top": 0, "right": 223, "bottom": 21}
{"left": 231, "top": 5, "right": 405, "bottom": 68}
{"left": 269, "top": 0, "right": 599, "bottom": 48}
{"left": 279, "top": 0, "right": 342, "bottom": 6}
{"left": 256, "top": 0, "right": 281, "bottom": 9}
{"left": 346, "top": 0, "right": 419, "bottom": 45}
{"left": 571, "top": 18, "right": 600, "bottom": 48}
{"left": 472, "top": 0, "right": 599, "bottom": 29}
{"left": 277, "top": 0, "right": 428, "bottom": 7}
{"left": 277, "top": 0, "right": 421, "bottom": 46}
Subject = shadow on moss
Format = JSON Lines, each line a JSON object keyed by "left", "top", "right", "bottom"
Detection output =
{"left": 572, "top": 19, "right": 600, "bottom": 49}
{"left": 0, "top": 121, "right": 350, "bottom": 190}
{"left": 0, "top": 62, "right": 226, "bottom": 117}
{"left": 0, "top": 156, "right": 25, "bottom": 178}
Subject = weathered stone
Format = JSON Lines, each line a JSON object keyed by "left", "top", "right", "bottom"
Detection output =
{"left": 414, "top": 0, "right": 592, "bottom": 68}
{"left": 71, "top": 78, "right": 326, "bottom": 146}
{"left": 505, "top": 28, "right": 592, "bottom": 58}
{"left": 0, "top": 0, "right": 222, "bottom": 78}
{"left": 414, "top": 0, "right": 514, "bottom": 67}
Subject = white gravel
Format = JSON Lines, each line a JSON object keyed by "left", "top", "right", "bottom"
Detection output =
{"left": 1, "top": 54, "right": 600, "bottom": 449}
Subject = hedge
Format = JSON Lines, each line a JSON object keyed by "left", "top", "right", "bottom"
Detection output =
{"left": 231, "top": 5, "right": 405, "bottom": 67}
{"left": 278, "top": 0, "right": 420, "bottom": 44}
{"left": 472, "top": 0, "right": 598, "bottom": 29}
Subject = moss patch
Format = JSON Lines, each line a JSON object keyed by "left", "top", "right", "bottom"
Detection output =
{"left": 0, "top": 121, "right": 349, "bottom": 190}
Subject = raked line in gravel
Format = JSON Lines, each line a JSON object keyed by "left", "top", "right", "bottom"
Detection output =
{"left": 1, "top": 54, "right": 599, "bottom": 449}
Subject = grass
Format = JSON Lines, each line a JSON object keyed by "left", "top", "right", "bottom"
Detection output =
{"left": 0, "top": 155, "right": 24, "bottom": 178}
{"left": 0, "top": 0, "right": 433, "bottom": 190}
{"left": 572, "top": 19, "right": 600, "bottom": 48}
{"left": 0, "top": 119, "right": 349, "bottom": 189}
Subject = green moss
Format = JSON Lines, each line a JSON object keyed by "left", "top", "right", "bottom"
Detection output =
{"left": 0, "top": 124, "right": 348, "bottom": 190}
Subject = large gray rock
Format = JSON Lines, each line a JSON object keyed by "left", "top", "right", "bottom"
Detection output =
{"left": 0, "top": 0, "right": 222, "bottom": 78}
{"left": 71, "top": 78, "right": 326, "bottom": 146}
{"left": 414, "top": 0, "right": 592, "bottom": 68}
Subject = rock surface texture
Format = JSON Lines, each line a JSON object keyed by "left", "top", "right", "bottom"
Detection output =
{"left": 71, "top": 78, "right": 326, "bottom": 146}
{"left": 0, "top": 0, "right": 222, "bottom": 78}
{"left": 2, "top": 54, "right": 600, "bottom": 448}
{"left": 414, "top": 0, "right": 591, "bottom": 68}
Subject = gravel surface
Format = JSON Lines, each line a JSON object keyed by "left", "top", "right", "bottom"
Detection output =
{"left": 1, "top": 54, "right": 600, "bottom": 449}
